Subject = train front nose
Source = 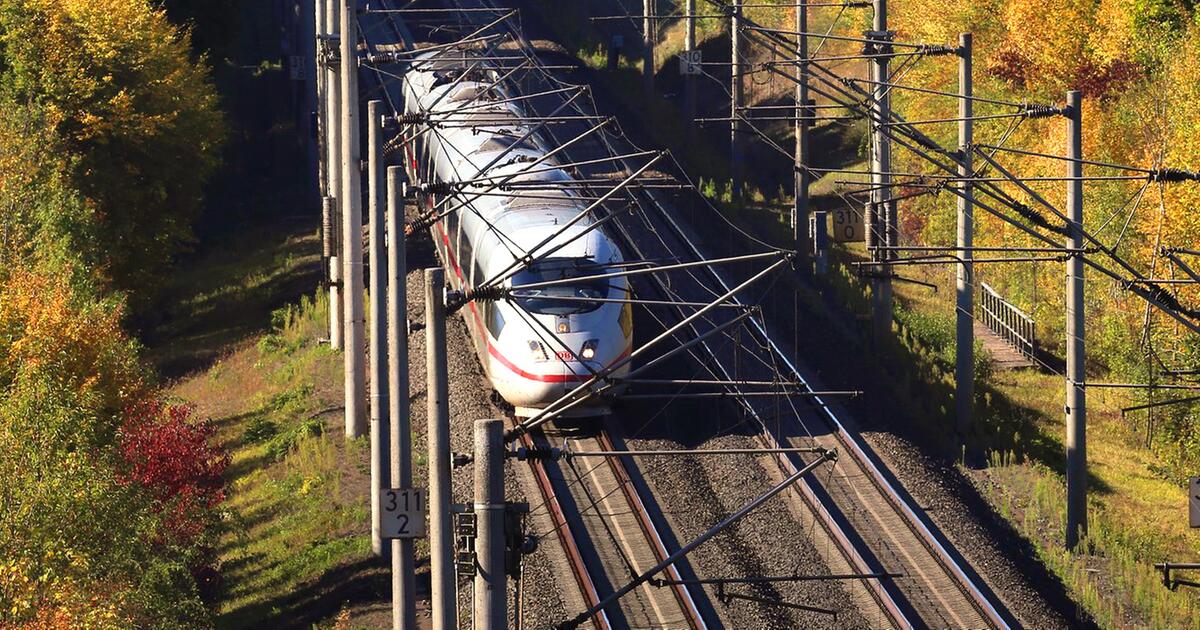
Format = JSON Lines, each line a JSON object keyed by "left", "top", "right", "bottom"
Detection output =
{"left": 495, "top": 335, "right": 616, "bottom": 417}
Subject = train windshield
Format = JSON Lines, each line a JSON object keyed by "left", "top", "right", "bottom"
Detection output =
{"left": 510, "top": 258, "right": 610, "bottom": 315}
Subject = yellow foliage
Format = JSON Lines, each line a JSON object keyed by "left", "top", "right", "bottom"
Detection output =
{"left": 0, "top": 267, "right": 146, "bottom": 418}
{"left": 0, "top": 557, "right": 129, "bottom": 630}
{"left": 1001, "top": 1, "right": 1094, "bottom": 88}
{"left": 0, "top": 0, "right": 224, "bottom": 301}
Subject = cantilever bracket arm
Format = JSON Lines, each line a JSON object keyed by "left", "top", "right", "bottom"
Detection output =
{"left": 1156, "top": 563, "right": 1200, "bottom": 591}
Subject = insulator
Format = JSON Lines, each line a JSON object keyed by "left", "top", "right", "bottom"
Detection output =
{"left": 919, "top": 44, "right": 957, "bottom": 56}
{"left": 466, "top": 284, "right": 507, "bottom": 304}
{"left": 1148, "top": 168, "right": 1198, "bottom": 183}
{"left": 1011, "top": 201, "right": 1065, "bottom": 235}
{"left": 393, "top": 112, "right": 426, "bottom": 125}
{"left": 419, "top": 181, "right": 456, "bottom": 196}
{"left": 513, "top": 446, "right": 561, "bottom": 461}
{"left": 1021, "top": 104, "right": 1062, "bottom": 119}
{"left": 321, "top": 200, "right": 335, "bottom": 259}
{"left": 404, "top": 210, "right": 439, "bottom": 235}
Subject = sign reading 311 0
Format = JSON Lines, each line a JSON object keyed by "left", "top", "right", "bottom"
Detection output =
{"left": 381, "top": 488, "right": 426, "bottom": 539}
{"left": 830, "top": 208, "right": 865, "bottom": 242}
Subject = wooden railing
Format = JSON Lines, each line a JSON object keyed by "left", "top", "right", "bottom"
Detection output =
{"left": 979, "top": 282, "right": 1036, "bottom": 360}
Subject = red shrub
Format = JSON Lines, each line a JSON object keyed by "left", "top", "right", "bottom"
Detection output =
{"left": 118, "top": 401, "right": 229, "bottom": 548}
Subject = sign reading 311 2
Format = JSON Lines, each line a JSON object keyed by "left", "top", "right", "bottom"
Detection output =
{"left": 679, "top": 50, "right": 702, "bottom": 75}
{"left": 381, "top": 488, "right": 426, "bottom": 539}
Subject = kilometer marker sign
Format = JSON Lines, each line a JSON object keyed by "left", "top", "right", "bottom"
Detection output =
{"left": 381, "top": 488, "right": 427, "bottom": 539}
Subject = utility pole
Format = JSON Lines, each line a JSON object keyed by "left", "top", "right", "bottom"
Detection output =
{"left": 368, "top": 100, "right": 389, "bottom": 556}
{"left": 730, "top": 0, "right": 744, "bottom": 199}
{"left": 643, "top": 0, "right": 655, "bottom": 100}
{"left": 425, "top": 268, "right": 456, "bottom": 630}
{"left": 793, "top": 3, "right": 811, "bottom": 275}
{"left": 387, "top": 167, "right": 416, "bottom": 629}
{"left": 341, "top": 0, "right": 367, "bottom": 439}
{"left": 684, "top": 0, "right": 696, "bottom": 123}
{"left": 314, "top": 0, "right": 326, "bottom": 199}
{"left": 473, "top": 419, "right": 507, "bottom": 630}
{"left": 954, "top": 33, "right": 974, "bottom": 446}
{"left": 869, "top": 0, "right": 893, "bottom": 339}
{"left": 315, "top": 0, "right": 331, "bottom": 298}
{"left": 325, "top": 0, "right": 343, "bottom": 350}
{"left": 1064, "top": 89, "right": 1087, "bottom": 550}
{"left": 301, "top": 0, "right": 318, "bottom": 208}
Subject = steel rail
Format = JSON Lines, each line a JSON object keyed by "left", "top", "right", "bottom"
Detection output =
{"left": 372, "top": 8, "right": 707, "bottom": 629}
{"left": 461, "top": 7, "right": 917, "bottom": 625}
{"left": 634, "top": 144, "right": 1012, "bottom": 630}
{"left": 626, "top": 139, "right": 1009, "bottom": 626}
{"left": 596, "top": 429, "right": 707, "bottom": 628}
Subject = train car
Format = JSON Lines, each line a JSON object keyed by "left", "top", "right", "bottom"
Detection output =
{"left": 401, "top": 50, "right": 632, "bottom": 417}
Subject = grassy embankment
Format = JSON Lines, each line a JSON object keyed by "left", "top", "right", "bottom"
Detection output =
{"left": 891, "top": 264, "right": 1200, "bottom": 628}
{"left": 149, "top": 0, "right": 392, "bottom": 625}
{"left": 155, "top": 223, "right": 405, "bottom": 629}
{"left": 510, "top": 1, "right": 1199, "bottom": 626}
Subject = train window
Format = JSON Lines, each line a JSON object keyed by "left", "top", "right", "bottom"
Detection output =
{"left": 459, "top": 222, "right": 475, "bottom": 280}
{"left": 510, "top": 258, "right": 609, "bottom": 315}
{"left": 476, "top": 133, "right": 538, "bottom": 155}
{"left": 485, "top": 302, "right": 505, "bottom": 338}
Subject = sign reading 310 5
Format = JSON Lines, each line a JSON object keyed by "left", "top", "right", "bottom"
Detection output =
{"left": 679, "top": 50, "right": 702, "bottom": 75}
{"left": 381, "top": 488, "right": 426, "bottom": 539}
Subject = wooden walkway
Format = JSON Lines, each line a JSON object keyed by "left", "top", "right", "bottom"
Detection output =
{"left": 974, "top": 321, "right": 1037, "bottom": 370}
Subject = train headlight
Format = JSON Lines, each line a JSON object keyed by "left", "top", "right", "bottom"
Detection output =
{"left": 581, "top": 339, "right": 599, "bottom": 360}
{"left": 529, "top": 340, "right": 548, "bottom": 360}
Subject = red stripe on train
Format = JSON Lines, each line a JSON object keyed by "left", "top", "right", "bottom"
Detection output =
{"left": 433, "top": 219, "right": 630, "bottom": 384}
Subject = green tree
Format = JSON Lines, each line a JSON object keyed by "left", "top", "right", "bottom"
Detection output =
{"left": 0, "top": 0, "right": 225, "bottom": 309}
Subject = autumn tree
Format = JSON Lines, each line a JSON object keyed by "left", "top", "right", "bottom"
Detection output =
{"left": 0, "top": 0, "right": 225, "bottom": 308}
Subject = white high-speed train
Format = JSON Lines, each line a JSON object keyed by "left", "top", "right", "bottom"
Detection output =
{"left": 401, "top": 50, "right": 632, "bottom": 417}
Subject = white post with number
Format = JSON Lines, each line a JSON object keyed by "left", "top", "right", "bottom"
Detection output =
{"left": 381, "top": 488, "right": 427, "bottom": 539}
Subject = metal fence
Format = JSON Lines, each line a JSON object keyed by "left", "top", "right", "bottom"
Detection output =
{"left": 979, "top": 282, "right": 1036, "bottom": 359}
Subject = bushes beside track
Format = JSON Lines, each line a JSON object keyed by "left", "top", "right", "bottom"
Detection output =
{"left": 0, "top": 0, "right": 226, "bottom": 627}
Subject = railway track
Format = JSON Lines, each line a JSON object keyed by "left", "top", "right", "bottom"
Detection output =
{"left": 519, "top": 422, "right": 708, "bottom": 629}
{"left": 364, "top": 2, "right": 1015, "bottom": 627}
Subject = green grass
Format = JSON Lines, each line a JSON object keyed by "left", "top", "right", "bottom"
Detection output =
{"left": 171, "top": 291, "right": 381, "bottom": 628}
{"left": 981, "top": 454, "right": 1200, "bottom": 628}
{"left": 146, "top": 223, "right": 321, "bottom": 379}
{"left": 883, "top": 259, "right": 1200, "bottom": 628}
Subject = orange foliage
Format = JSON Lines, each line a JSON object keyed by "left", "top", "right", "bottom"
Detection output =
{"left": 0, "top": 267, "right": 146, "bottom": 420}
